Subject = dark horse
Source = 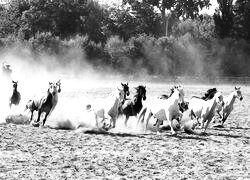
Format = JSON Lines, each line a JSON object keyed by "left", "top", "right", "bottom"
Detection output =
{"left": 119, "top": 85, "right": 146, "bottom": 126}
{"left": 9, "top": 80, "right": 21, "bottom": 108}
{"left": 25, "top": 81, "right": 60, "bottom": 127}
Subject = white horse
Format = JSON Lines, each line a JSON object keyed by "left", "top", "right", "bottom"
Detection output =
{"left": 87, "top": 83, "right": 130, "bottom": 129}
{"left": 189, "top": 91, "right": 224, "bottom": 133}
{"left": 216, "top": 87, "right": 243, "bottom": 127}
{"left": 144, "top": 85, "right": 185, "bottom": 135}
{"left": 47, "top": 80, "right": 61, "bottom": 118}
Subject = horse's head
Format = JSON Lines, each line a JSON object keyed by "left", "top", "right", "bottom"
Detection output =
{"left": 56, "top": 80, "right": 61, "bottom": 93}
{"left": 12, "top": 80, "right": 18, "bottom": 90}
{"left": 121, "top": 82, "right": 130, "bottom": 97}
{"left": 135, "top": 85, "right": 147, "bottom": 101}
{"left": 215, "top": 92, "right": 224, "bottom": 106}
{"left": 48, "top": 82, "right": 58, "bottom": 96}
{"left": 234, "top": 87, "right": 243, "bottom": 101}
{"left": 117, "top": 87, "right": 126, "bottom": 105}
{"left": 173, "top": 85, "right": 185, "bottom": 103}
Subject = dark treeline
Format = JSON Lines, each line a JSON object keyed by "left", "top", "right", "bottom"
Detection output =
{"left": 0, "top": 0, "right": 250, "bottom": 79}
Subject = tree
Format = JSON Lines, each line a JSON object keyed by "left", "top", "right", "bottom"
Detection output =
{"left": 233, "top": 0, "right": 250, "bottom": 41}
{"left": 0, "top": 0, "right": 30, "bottom": 37}
{"left": 123, "top": 0, "right": 210, "bottom": 36}
{"left": 213, "top": 0, "right": 234, "bottom": 39}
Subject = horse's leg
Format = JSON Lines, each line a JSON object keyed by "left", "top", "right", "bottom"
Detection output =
{"left": 216, "top": 109, "right": 222, "bottom": 119}
{"left": 204, "top": 117, "right": 213, "bottom": 132}
{"left": 36, "top": 110, "right": 42, "bottom": 123}
{"left": 30, "top": 110, "right": 34, "bottom": 121}
{"left": 42, "top": 113, "right": 49, "bottom": 126}
{"left": 138, "top": 108, "right": 147, "bottom": 125}
{"left": 190, "top": 110, "right": 196, "bottom": 120}
{"left": 145, "top": 111, "right": 153, "bottom": 132}
{"left": 167, "top": 112, "right": 176, "bottom": 135}
{"left": 124, "top": 116, "right": 129, "bottom": 127}
{"left": 221, "top": 112, "right": 230, "bottom": 126}
{"left": 156, "top": 118, "right": 161, "bottom": 135}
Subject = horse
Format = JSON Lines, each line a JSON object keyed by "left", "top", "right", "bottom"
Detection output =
{"left": 189, "top": 90, "right": 224, "bottom": 133}
{"left": 216, "top": 87, "right": 243, "bottom": 127}
{"left": 9, "top": 80, "right": 21, "bottom": 108}
{"left": 91, "top": 82, "right": 130, "bottom": 129}
{"left": 118, "top": 85, "right": 146, "bottom": 126}
{"left": 155, "top": 87, "right": 189, "bottom": 126}
{"left": 25, "top": 81, "right": 60, "bottom": 127}
{"left": 2, "top": 61, "right": 12, "bottom": 80}
{"left": 47, "top": 80, "right": 61, "bottom": 117}
{"left": 143, "top": 85, "right": 185, "bottom": 135}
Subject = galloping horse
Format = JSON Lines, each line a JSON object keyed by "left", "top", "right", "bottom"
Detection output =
{"left": 25, "top": 81, "right": 61, "bottom": 126}
{"left": 154, "top": 87, "right": 189, "bottom": 126}
{"left": 118, "top": 85, "right": 146, "bottom": 126}
{"left": 144, "top": 85, "right": 185, "bottom": 135}
{"left": 93, "top": 82, "right": 130, "bottom": 128}
{"left": 9, "top": 80, "right": 21, "bottom": 108}
{"left": 217, "top": 87, "right": 243, "bottom": 127}
{"left": 189, "top": 89, "right": 224, "bottom": 133}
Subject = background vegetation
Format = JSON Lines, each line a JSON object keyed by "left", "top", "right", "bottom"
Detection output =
{"left": 0, "top": 0, "right": 250, "bottom": 80}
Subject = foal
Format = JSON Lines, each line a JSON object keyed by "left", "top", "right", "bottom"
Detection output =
{"left": 9, "top": 80, "right": 21, "bottom": 108}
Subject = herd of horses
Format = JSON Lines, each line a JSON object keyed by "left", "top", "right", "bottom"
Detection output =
{"left": 7, "top": 78, "right": 243, "bottom": 135}
{"left": 3, "top": 62, "right": 243, "bottom": 135}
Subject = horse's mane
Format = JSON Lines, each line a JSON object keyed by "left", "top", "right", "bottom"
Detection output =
{"left": 192, "top": 88, "right": 217, "bottom": 100}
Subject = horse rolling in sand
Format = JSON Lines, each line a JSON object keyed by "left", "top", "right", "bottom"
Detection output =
{"left": 189, "top": 88, "right": 224, "bottom": 133}
{"left": 93, "top": 83, "right": 130, "bottom": 129}
{"left": 9, "top": 80, "right": 21, "bottom": 108}
{"left": 25, "top": 80, "right": 61, "bottom": 127}
{"left": 118, "top": 85, "right": 146, "bottom": 127}
{"left": 216, "top": 87, "right": 243, "bottom": 127}
{"left": 143, "top": 85, "right": 185, "bottom": 135}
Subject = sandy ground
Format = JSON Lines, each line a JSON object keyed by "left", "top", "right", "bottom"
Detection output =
{"left": 0, "top": 84, "right": 249, "bottom": 179}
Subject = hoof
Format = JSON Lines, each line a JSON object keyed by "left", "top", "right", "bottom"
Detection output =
{"left": 212, "top": 124, "right": 224, "bottom": 128}
{"left": 171, "top": 131, "right": 177, "bottom": 135}
{"left": 32, "top": 122, "right": 39, "bottom": 127}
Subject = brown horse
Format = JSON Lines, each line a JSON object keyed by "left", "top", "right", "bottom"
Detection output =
{"left": 25, "top": 81, "right": 61, "bottom": 126}
{"left": 9, "top": 80, "right": 21, "bottom": 108}
{"left": 119, "top": 85, "right": 146, "bottom": 126}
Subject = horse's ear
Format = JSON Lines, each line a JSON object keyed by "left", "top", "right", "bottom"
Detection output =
{"left": 144, "top": 86, "right": 146, "bottom": 89}
{"left": 126, "top": 82, "right": 128, "bottom": 85}
{"left": 12, "top": 80, "right": 14, "bottom": 83}
{"left": 235, "top": 86, "right": 237, "bottom": 90}
{"left": 121, "top": 83, "right": 124, "bottom": 86}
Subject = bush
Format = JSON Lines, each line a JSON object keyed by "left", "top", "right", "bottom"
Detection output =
{"left": 28, "top": 32, "right": 62, "bottom": 54}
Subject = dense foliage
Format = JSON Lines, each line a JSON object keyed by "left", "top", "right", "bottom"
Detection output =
{"left": 0, "top": 0, "right": 249, "bottom": 79}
